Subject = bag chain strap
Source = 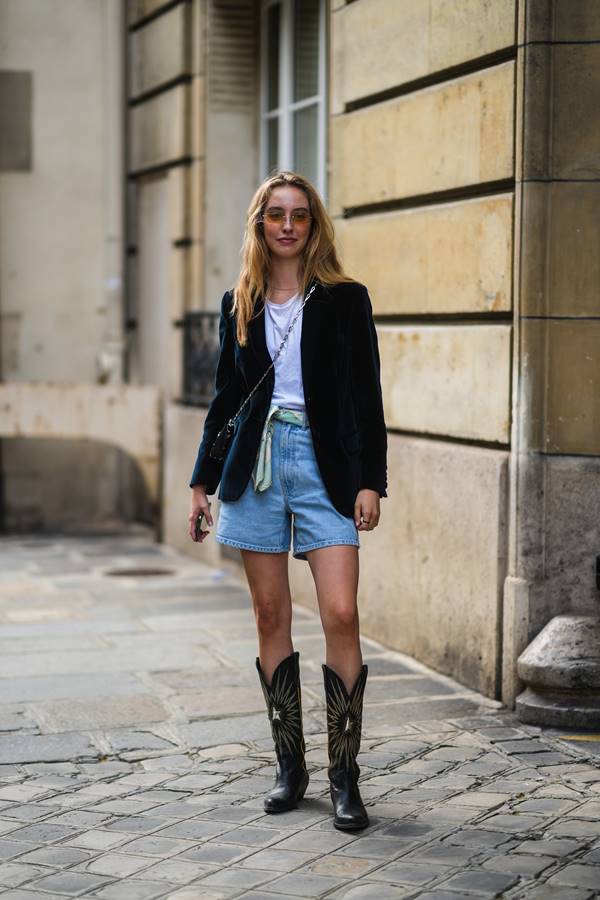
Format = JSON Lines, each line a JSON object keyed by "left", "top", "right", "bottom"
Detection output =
{"left": 225, "top": 280, "right": 318, "bottom": 429}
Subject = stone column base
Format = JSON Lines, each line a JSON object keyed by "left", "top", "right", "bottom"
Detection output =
{"left": 516, "top": 615, "right": 600, "bottom": 729}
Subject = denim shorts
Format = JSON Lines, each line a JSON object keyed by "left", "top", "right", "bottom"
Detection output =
{"left": 216, "top": 413, "right": 360, "bottom": 561}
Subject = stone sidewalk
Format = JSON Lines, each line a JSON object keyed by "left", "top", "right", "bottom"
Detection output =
{"left": 0, "top": 530, "right": 599, "bottom": 900}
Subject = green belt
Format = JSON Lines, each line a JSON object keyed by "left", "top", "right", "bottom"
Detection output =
{"left": 252, "top": 405, "right": 306, "bottom": 492}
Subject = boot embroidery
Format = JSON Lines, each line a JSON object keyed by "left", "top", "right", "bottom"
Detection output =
{"left": 259, "top": 668, "right": 303, "bottom": 757}
{"left": 325, "top": 670, "right": 365, "bottom": 771}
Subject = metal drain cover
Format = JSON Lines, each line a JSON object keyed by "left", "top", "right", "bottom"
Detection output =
{"left": 103, "top": 567, "right": 175, "bottom": 577}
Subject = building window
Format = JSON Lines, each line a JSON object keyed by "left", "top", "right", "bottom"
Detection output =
{"left": 260, "top": 0, "right": 326, "bottom": 198}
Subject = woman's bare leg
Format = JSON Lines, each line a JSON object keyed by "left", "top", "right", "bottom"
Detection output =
{"left": 240, "top": 549, "right": 293, "bottom": 684}
{"left": 305, "top": 545, "right": 362, "bottom": 691}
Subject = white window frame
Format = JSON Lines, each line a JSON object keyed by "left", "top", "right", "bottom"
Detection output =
{"left": 259, "top": 0, "right": 327, "bottom": 200}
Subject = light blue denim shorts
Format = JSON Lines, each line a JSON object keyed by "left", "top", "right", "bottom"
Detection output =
{"left": 216, "top": 413, "right": 360, "bottom": 561}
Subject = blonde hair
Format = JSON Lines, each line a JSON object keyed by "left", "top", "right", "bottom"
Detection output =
{"left": 230, "top": 171, "right": 357, "bottom": 346}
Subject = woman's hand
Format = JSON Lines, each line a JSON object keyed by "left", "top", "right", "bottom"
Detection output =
{"left": 189, "top": 485, "right": 214, "bottom": 543}
{"left": 354, "top": 489, "right": 380, "bottom": 531}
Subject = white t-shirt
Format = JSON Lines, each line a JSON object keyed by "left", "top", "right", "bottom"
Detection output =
{"left": 265, "top": 292, "right": 305, "bottom": 410}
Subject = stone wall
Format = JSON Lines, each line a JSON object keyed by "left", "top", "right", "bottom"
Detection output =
{"left": 0, "top": 0, "right": 130, "bottom": 530}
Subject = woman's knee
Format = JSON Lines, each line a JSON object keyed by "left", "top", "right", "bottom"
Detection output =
{"left": 322, "top": 599, "right": 359, "bottom": 636}
{"left": 251, "top": 592, "right": 291, "bottom": 635}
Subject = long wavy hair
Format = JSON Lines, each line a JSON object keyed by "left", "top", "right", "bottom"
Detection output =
{"left": 231, "top": 171, "right": 357, "bottom": 346}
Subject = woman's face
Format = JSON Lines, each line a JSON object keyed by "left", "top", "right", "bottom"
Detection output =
{"left": 260, "top": 186, "right": 312, "bottom": 265}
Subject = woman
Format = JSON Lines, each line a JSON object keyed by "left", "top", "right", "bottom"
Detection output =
{"left": 188, "top": 171, "right": 387, "bottom": 831}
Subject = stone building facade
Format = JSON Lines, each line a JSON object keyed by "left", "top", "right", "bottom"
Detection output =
{"left": 1, "top": 1, "right": 599, "bottom": 709}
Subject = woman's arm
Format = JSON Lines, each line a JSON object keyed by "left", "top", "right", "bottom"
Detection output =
{"left": 350, "top": 285, "right": 388, "bottom": 499}
{"left": 188, "top": 290, "right": 243, "bottom": 493}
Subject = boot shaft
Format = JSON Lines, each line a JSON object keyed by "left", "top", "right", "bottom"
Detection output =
{"left": 322, "top": 663, "right": 368, "bottom": 777}
{"left": 256, "top": 650, "right": 306, "bottom": 761}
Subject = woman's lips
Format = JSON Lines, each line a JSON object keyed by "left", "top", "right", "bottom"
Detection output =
{"left": 277, "top": 238, "right": 297, "bottom": 244}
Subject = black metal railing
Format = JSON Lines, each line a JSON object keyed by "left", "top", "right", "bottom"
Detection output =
{"left": 179, "top": 311, "right": 220, "bottom": 406}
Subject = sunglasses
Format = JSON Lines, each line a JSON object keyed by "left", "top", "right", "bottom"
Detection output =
{"left": 260, "top": 209, "right": 312, "bottom": 226}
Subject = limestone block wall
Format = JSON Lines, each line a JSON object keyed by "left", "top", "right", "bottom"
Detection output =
{"left": 503, "top": 2, "right": 600, "bottom": 702}
{"left": 319, "top": 0, "right": 518, "bottom": 698}
{"left": 126, "top": 0, "right": 203, "bottom": 397}
{"left": 0, "top": 0, "right": 132, "bottom": 531}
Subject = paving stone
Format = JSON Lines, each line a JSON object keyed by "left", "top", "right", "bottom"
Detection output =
{"left": 369, "top": 860, "right": 450, "bottom": 885}
{"left": 425, "top": 746, "right": 482, "bottom": 762}
{"left": 513, "top": 837, "right": 585, "bottom": 857}
{"left": 442, "top": 791, "right": 509, "bottom": 809}
{"left": 17, "top": 846, "right": 92, "bottom": 867}
{"left": 130, "top": 857, "right": 212, "bottom": 884}
{"left": 0, "top": 862, "right": 48, "bottom": 888}
{"left": 236, "top": 847, "right": 320, "bottom": 873}
{"left": 332, "top": 886, "right": 411, "bottom": 900}
{"left": 90, "top": 798, "right": 163, "bottom": 815}
{"left": 30, "top": 870, "right": 112, "bottom": 895}
{"left": 335, "top": 836, "right": 408, "bottom": 860}
{"left": 182, "top": 841, "right": 251, "bottom": 868}
{"left": 547, "top": 864, "right": 600, "bottom": 889}
{"left": 546, "top": 819, "right": 600, "bottom": 838}
{"left": 0, "top": 891, "right": 72, "bottom": 900}
{"left": 272, "top": 830, "right": 354, "bottom": 853}
{"left": 377, "top": 820, "right": 438, "bottom": 840}
{"left": 521, "top": 886, "right": 596, "bottom": 900}
{"left": 477, "top": 812, "right": 547, "bottom": 833}
{"left": 265, "top": 871, "right": 348, "bottom": 896}
{"left": 212, "top": 825, "right": 282, "bottom": 848}
{"left": 514, "top": 798, "right": 578, "bottom": 814}
{"left": 307, "top": 855, "right": 375, "bottom": 877}
{"left": 0, "top": 733, "right": 99, "bottom": 765}
{"left": 119, "top": 835, "right": 198, "bottom": 858}
{"left": 403, "top": 844, "right": 475, "bottom": 865}
{"left": 436, "top": 869, "right": 519, "bottom": 895}
{"left": 63, "top": 828, "right": 131, "bottom": 850}
{"left": 105, "top": 730, "right": 177, "bottom": 753}
{"left": 104, "top": 816, "right": 170, "bottom": 833}
{"left": 7, "top": 823, "right": 76, "bottom": 844}
{"left": 482, "top": 853, "right": 556, "bottom": 877}
{"left": 156, "top": 820, "right": 237, "bottom": 841}
{"left": 48, "top": 810, "right": 113, "bottom": 828}
{"left": 196, "top": 866, "right": 277, "bottom": 891}
{"left": 565, "top": 799, "right": 600, "bottom": 819}
{"left": 417, "top": 805, "right": 479, "bottom": 825}
{"left": 83, "top": 852, "right": 155, "bottom": 877}
{"left": 94, "top": 881, "right": 170, "bottom": 900}
{"left": 1, "top": 803, "right": 61, "bottom": 822}
{"left": 442, "top": 828, "right": 513, "bottom": 849}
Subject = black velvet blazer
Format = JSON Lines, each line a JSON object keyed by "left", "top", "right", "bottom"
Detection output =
{"left": 189, "top": 279, "right": 388, "bottom": 519}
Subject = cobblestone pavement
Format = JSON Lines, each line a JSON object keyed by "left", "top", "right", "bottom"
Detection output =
{"left": 0, "top": 530, "right": 599, "bottom": 900}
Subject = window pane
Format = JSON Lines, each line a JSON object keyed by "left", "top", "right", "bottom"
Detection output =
{"left": 267, "top": 3, "right": 280, "bottom": 111}
{"left": 293, "top": 104, "right": 318, "bottom": 184}
{"left": 293, "top": 0, "right": 319, "bottom": 102}
{"left": 267, "top": 117, "right": 279, "bottom": 172}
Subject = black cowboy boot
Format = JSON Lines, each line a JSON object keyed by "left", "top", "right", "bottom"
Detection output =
{"left": 256, "top": 650, "right": 310, "bottom": 813}
{"left": 322, "top": 662, "right": 369, "bottom": 831}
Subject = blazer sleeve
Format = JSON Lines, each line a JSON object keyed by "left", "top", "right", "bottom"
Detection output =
{"left": 189, "top": 290, "right": 244, "bottom": 492}
{"left": 350, "top": 285, "right": 388, "bottom": 499}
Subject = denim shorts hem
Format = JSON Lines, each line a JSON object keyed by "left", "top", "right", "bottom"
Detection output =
{"left": 215, "top": 535, "right": 289, "bottom": 554}
{"left": 293, "top": 539, "right": 359, "bottom": 559}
